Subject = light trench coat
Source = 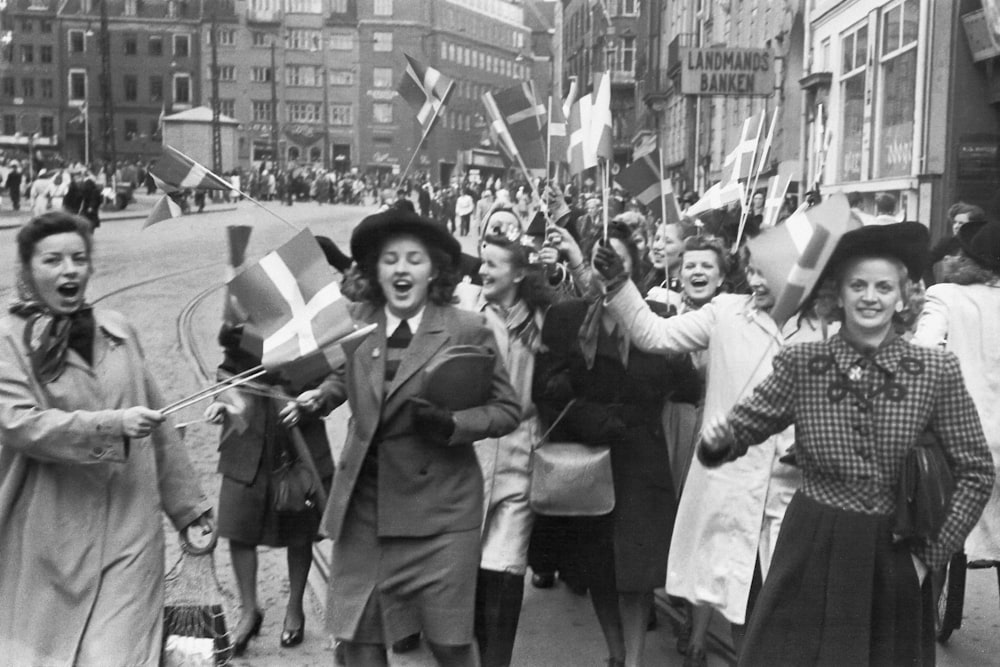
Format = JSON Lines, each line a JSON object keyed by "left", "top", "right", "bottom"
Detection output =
{"left": 0, "top": 308, "right": 210, "bottom": 667}
{"left": 473, "top": 301, "right": 543, "bottom": 575}
{"left": 606, "top": 284, "right": 833, "bottom": 624}
{"left": 913, "top": 282, "right": 1000, "bottom": 561}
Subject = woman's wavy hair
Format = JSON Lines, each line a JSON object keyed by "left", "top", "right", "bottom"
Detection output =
{"left": 582, "top": 220, "right": 642, "bottom": 283}
{"left": 481, "top": 234, "right": 556, "bottom": 312}
{"left": 681, "top": 234, "right": 730, "bottom": 276}
{"left": 353, "top": 237, "right": 461, "bottom": 306}
{"left": 16, "top": 211, "right": 94, "bottom": 265}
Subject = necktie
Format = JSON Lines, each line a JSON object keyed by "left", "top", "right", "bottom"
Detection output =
{"left": 385, "top": 319, "right": 412, "bottom": 382}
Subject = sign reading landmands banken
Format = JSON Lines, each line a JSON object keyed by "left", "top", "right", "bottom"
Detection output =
{"left": 680, "top": 48, "right": 772, "bottom": 96}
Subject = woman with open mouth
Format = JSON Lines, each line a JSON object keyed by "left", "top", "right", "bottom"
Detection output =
{"left": 0, "top": 211, "right": 213, "bottom": 665}
{"left": 282, "top": 208, "right": 519, "bottom": 667}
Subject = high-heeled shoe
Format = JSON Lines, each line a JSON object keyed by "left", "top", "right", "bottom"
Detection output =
{"left": 280, "top": 619, "right": 305, "bottom": 648}
{"left": 231, "top": 609, "right": 264, "bottom": 656}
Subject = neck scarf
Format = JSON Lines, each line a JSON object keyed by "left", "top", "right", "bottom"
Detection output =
{"left": 8, "top": 271, "right": 94, "bottom": 383}
{"left": 486, "top": 298, "right": 540, "bottom": 352}
{"left": 578, "top": 297, "right": 630, "bottom": 370}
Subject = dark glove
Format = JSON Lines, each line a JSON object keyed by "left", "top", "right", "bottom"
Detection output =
{"left": 696, "top": 437, "right": 733, "bottom": 469}
{"left": 410, "top": 398, "right": 456, "bottom": 445}
{"left": 593, "top": 244, "right": 628, "bottom": 288}
{"left": 544, "top": 373, "right": 574, "bottom": 402}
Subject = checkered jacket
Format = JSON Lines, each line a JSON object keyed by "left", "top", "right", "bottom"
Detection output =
{"left": 727, "top": 333, "right": 994, "bottom": 570}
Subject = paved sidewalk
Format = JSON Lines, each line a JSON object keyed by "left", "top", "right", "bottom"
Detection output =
{"left": 0, "top": 191, "right": 237, "bottom": 229}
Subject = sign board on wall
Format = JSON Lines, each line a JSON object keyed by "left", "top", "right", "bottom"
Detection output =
{"left": 680, "top": 48, "right": 772, "bottom": 96}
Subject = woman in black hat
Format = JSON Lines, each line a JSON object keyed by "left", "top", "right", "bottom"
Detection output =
{"left": 281, "top": 209, "right": 519, "bottom": 666}
{"left": 914, "top": 219, "right": 1000, "bottom": 569}
{"left": 699, "top": 222, "right": 995, "bottom": 665}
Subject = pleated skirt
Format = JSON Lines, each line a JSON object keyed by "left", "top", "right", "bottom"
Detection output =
{"left": 738, "top": 492, "right": 935, "bottom": 667}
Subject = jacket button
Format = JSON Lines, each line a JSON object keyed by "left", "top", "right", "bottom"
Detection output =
{"left": 854, "top": 424, "right": 871, "bottom": 437}
{"left": 862, "top": 496, "right": 874, "bottom": 510}
{"left": 91, "top": 447, "right": 104, "bottom": 457}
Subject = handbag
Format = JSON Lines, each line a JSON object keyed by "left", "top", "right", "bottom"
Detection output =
{"left": 272, "top": 436, "right": 320, "bottom": 515}
{"left": 529, "top": 399, "right": 616, "bottom": 517}
{"left": 893, "top": 429, "right": 955, "bottom": 544}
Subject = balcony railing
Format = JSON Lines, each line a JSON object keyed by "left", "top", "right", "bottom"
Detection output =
{"left": 247, "top": 8, "right": 282, "bottom": 23}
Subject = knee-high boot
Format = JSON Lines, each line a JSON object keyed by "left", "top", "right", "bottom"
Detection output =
{"left": 474, "top": 569, "right": 525, "bottom": 667}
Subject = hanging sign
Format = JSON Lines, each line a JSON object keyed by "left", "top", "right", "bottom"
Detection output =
{"left": 680, "top": 48, "right": 773, "bottom": 96}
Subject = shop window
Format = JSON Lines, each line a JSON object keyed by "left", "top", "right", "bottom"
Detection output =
{"left": 839, "top": 22, "right": 867, "bottom": 182}
{"left": 876, "top": 0, "right": 919, "bottom": 178}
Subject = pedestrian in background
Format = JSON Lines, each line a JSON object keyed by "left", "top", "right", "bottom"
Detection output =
{"left": 4, "top": 161, "right": 22, "bottom": 211}
{"left": 699, "top": 222, "right": 994, "bottom": 666}
{"left": 0, "top": 211, "right": 213, "bottom": 665}
{"left": 281, "top": 209, "right": 519, "bottom": 667}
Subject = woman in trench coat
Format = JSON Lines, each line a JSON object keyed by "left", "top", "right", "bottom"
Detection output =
{"left": 0, "top": 211, "right": 213, "bottom": 666}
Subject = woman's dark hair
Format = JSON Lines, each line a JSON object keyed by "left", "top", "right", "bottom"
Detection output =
{"left": 482, "top": 234, "right": 555, "bottom": 312}
{"left": 583, "top": 221, "right": 641, "bottom": 282}
{"left": 354, "top": 236, "right": 460, "bottom": 306}
{"left": 681, "top": 234, "right": 730, "bottom": 276}
{"left": 16, "top": 211, "right": 93, "bottom": 265}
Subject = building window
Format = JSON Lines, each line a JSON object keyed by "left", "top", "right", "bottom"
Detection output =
{"left": 373, "top": 32, "right": 392, "bottom": 52}
{"left": 208, "top": 29, "right": 236, "bottom": 46}
{"left": 69, "top": 30, "right": 85, "bottom": 54}
{"left": 621, "top": 36, "right": 635, "bottom": 73}
{"left": 40, "top": 116, "right": 54, "bottom": 137}
{"left": 372, "top": 103, "right": 393, "bottom": 124}
{"left": 329, "top": 33, "right": 353, "bottom": 50}
{"left": 839, "top": 22, "right": 867, "bottom": 182}
{"left": 286, "top": 0, "right": 322, "bottom": 13}
{"left": 124, "top": 75, "right": 138, "bottom": 101}
{"left": 440, "top": 41, "right": 447, "bottom": 60}
{"left": 211, "top": 65, "right": 236, "bottom": 81}
{"left": 286, "top": 65, "right": 320, "bottom": 87}
{"left": 876, "top": 0, "right": 919, "bottom": 179}
{"left": 329, "top": 104, "right": 352, "bottom": 125}
{"left": 617, "top": 0, "right": 638, "bottom": 16}
{"left": 328, "top": 69, "right": 354, "bottom": 85}
{"left": 40, "top": 45, "right": 52, "bottom": 63}
{"left": 287, "top": 102, "right": 321, "bottom": 122}
{"left": 251, "top": 66, "right": 273, "bottom": 82}
{"left": 286, "top": 29, "right": 321, "bottom": 51}
{"left": 252, "top": 100, "right": 274, "bottom": 121}
{"left": 174, "top": 34, "right": 190, "bottom": 58}
{"left": 372, "top": 67, "right": 393, "bottom": 89}
{"left": 331, "top": 0, "right": 347, "bottom": 12}
{"left": 124, "top": 0, "right": 138, "bottom": 15}
{"left": 40, "top": 20, "right": 53, "bottom": 33}
{"left": 149, "top": 35, "right": 163, "bottom": 56}
{"left": 252, "top": 31, "right": 270, "bottom": 47}
{"left": 124, "top": 119, "right": 139, "bottom": 141}
{"left": 69, "top": 70, "right": 87, "bottom": 101}
{"left": 21, "top": 78, "right": 34, "bottom": 98}
{"left": 3, "top": 115, "right": 16, "bottom": 135}
{"left": 150, "top": 119, "right": 161, "bottom": 138}
{"left": 40, "top": 78, "right": 53, "bottom": 99}
{"left": 173, "top": 73, "right": 191, "bottom": 104}
{"left": 150, "top": 76, "right": 163, "bottom": 102}
{"left": 20, "top": 19, "right": 32, "bottom": 33}
{"left": 124, "top": 34, "right": 138, "bottom": 55}
{"left": 218, "top": 99, "right": 235, "bottom": 117}
{"left": 20, "top": 45, "right": 33, "bottom": 64}
{"left": 374, "top": 0, "right": 393, "bottom": 16}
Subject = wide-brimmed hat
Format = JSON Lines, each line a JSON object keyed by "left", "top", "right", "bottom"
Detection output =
{"left": 825, "top": 221, "right": 929, "bottom": 282}
{"left": 350, "top": 208, "right": 461, "bottom": 269}
{"left": 316, "top": 235, "right": 353, "bottom": 273}
{"left": 957, "top": 218, "right": 1000, "bottom": 272}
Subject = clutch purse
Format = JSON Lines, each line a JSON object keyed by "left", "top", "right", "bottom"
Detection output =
{"left": 893, "top": 429, "right": 954, "bottom": 544}
{"left": 529, "top": 400, "right": 616, "bottom": 517}
{"left": 420, "top": 345, "right": 495, "bottom": 411}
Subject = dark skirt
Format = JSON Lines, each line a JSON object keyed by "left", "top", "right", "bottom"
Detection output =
{"left": 328, "top": 471, "right": 480, "bottom": 646}
{"left": 738, "top": 492, "right": 934, "bottom": 667}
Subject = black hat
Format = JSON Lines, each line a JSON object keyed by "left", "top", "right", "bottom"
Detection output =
{"left": 316, "top": 235, "right": 353, "bottom": 273}
{"left": 825, "top": 221, "right": 929, "bottom": 282}
{"left": 350, "top": 208, "right": 461, "bottom": 269}
{"left": 957, "top": 218, "right": 1000, "bottom": 272}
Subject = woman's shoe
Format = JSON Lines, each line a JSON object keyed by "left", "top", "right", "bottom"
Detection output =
{"left": 231, "top": 609, "right": 264, "bottom": 656}
{"left": 280, "top": 620, "right": 305, "bottom": 648}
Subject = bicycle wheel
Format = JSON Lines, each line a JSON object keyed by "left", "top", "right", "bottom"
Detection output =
{"left": 935, "top": 551, "right": 967, "bottom": 643}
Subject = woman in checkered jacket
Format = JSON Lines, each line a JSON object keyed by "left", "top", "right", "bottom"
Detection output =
{"left": 699, "top": 222, "right": 994, "bottom": 666}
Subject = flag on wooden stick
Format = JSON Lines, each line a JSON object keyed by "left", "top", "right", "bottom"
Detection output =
{"left": 591, "top": 71, "right": 613, "bottom": 162}
{"left": 228, "top": 229, "right": 375, "bottom": 388}
{"left": 567, "top": 94, "right": 596, "bottom": 175}
{"left": 720, "top": 111, "right": 764, "bottom": 186}
{"left": 493, "top": 82, "right": 547, "bottom": 172}
{"left": 747, "top": 193, "right": 861, "bottom": 325}
{"left": 398, "top": 54, "right": 454, "bottom": 132}
{"left": 143, "top": 195, "right": 184, "bottom": 228}
{"left": 761, "top": 173, "right": 792, "bottom": 229}
{"left": 151, "top": 145, "right": 232, "bottom": 191}
{"left": 548, "top": 96, "right": 568, "bottom": 170}
{"left": 614, "top": 150, "right": 681, "bottom": 225}
{"left": 686, "top": 180, "right": 745, "bottom": 217}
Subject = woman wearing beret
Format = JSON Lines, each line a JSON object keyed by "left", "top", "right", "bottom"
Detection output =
{"left": 282, "top": 209, "right": 520, "bottom": 667}
{"left": 913, "top": 219, "right": 1000, "bottom": 568}
{"left": 700, "top": 222, "right": 994, "bottom": 665}
{"left": 0, "top": 212, "right": 213, "bottom": 665}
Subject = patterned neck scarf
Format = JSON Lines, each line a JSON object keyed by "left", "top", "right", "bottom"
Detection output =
{"left": 486, "top": 298, "right": 540, "bottom": 352}
{"left": 8, "top": 270, "right": 94, "bottom": 383}
{"left": 578, "top": 297, "right": 629, "bottom": 370}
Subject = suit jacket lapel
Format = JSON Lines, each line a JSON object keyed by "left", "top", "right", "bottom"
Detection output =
{"left": 353, "top": 306, "right": 386, "bottom": 408}
{"left": 386, "top": 303, "right": 449, "bottom": 400}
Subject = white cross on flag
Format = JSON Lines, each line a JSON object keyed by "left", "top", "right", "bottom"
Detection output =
{"left": 747, "top": 194, "right": 861, "bottom": 326}
{"left": 229, "top": 229, "right": 375, "bottom": 388}
{"left": 761, "top": 172, "right": 792, "bottom": 229}
{"left": 398, "top": 54, "right": 454, "bottom": 132}
{"left": 720, "top": 110, "right": 764, "bottom": 186}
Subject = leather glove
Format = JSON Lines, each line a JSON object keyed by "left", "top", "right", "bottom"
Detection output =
{"left": 696, "top": 437, "right": 733, "bottom": 468}
{"left": 410, "top": 398, "right": 456, "bottom": 445}
{"left": 544, "top": 373, "right": 574, "bottom": 402}
{"left": 593, "top": 245, "right": 628, "bottom": 290}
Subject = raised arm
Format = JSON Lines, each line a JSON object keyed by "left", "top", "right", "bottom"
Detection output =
{"left": 604, "top": 280, "right": 716, "bottom": 354}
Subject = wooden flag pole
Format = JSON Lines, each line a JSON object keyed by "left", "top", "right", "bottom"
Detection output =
{"left": 602, "top": 159, "right": 610, "bottom": 243}
{"left": 733, "top": 112, "right": 767, "bottom": 249}
{"left": 162, "top": 368, "right": 268, "bottom": 416}
{"left": 657, "top": 146, "right": 668, "bottom": 232}
{"left": 399, "top": 80, "right": 454, "bottom": 187}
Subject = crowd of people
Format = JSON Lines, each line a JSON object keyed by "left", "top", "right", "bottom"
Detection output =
{"left": 0, "top": 166, "right": 998, "bottom": 667}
